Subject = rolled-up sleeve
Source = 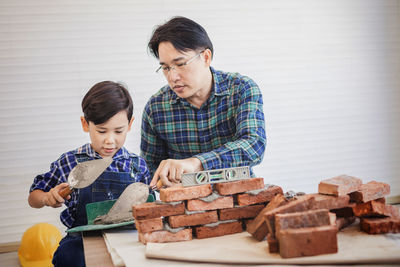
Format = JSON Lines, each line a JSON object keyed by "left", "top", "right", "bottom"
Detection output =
{"left": 195, "top": 79, "right": 266, "bottom": 170}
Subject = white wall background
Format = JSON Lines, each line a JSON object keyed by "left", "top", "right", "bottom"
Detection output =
{"left": 0, "top": 0, "right": 399, "bottom": 243}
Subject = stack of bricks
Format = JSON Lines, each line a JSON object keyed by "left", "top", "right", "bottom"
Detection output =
{"left": 347, "top": 181, "right": 399, "bottom": 234}
{"left": 319, "top": 175, "right": 400, "bottom": 234}
{"left": 247, "top": 175, "right": 399, "bottom": 258}
{"left": 247, "top": 174, "right": 390, "bottom": 258}
{"left": 132, "top": 178, "right": 283, "bottom": 244}
{"left": 247, "top": 193, "right": 339, "bottom": 258}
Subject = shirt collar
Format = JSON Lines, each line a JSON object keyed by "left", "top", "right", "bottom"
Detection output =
{"left": 211, "top": 66, "right": 230, "bottom": 96}
{"left": 169, "top": 66, "right": 230, "bottom": 105}
{"left": 75, "top": 143, "right": 130, "bottom": 160}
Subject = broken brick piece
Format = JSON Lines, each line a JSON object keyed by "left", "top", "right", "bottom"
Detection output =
{"left": 318, "top": 175, "right": 362, "bottom": 196}
{"left": 187, "top": 196, "right": 233, "bottom": 211}
{"left": 237, "top": 185, "right": 283, "bottom": 206}
{"left": 297, "top": 193, "right": 350, "bottom": 210}
{"left": 349, "top": 181, "right": 390, "bottom": 203}
{"left": 160, "top": 184, "right": 212, "bottom": 202}
{"left": 278, "top": 225, "right": 338, "bottom": 258}
{"left": 168, "top": 211, "right": 218, "bottom": 228}
{"left": 135, "top": 217, "right": 163, "bottom": 233}
{"left": 214, "top": 178, "right": 265, "bottom": 195}
{"left": 218, "top": 204, "right": 265, "bottom": 221}
{"left": 264, "top": 195, "right": 316, "bottom": 238}
{"left": 132, "top": 202, "right": 185, "bottom": 220}
{"left": 195, "top": 221, "right": 243, "bottom": 239}
{"left": 267, "top": 233, "right": 279, "bottom": 253}
{"left": 247, "top": 194, "right": 288, "bottom": 241}
{"left": 360, "top": 217, "right": 400, "bottom": 234}
{"left": 275, "top": 209, "right": 331, "bottom": 238}
{"left": 353, "top": 200, "right": 399, "bottom": 218}
{"left": 138, "top": 228, "right": 192, "bottom": 244}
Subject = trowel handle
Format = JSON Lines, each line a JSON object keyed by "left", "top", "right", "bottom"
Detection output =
{"left": 59, "top": 186, "right": 74, "bottom": 199}
{"left": 151, "top": 179, "right": 164, "bottom": 191}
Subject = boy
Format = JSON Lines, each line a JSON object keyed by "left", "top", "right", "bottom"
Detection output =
{"left": 28, "top": 81, "right": 150, "bottom": 267}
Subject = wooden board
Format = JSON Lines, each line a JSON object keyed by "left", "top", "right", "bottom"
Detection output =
{"left": 82, "top": 231, "right": 114, "bottom": 267}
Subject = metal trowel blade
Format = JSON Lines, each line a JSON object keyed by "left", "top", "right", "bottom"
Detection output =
{"left": 94, "top": 182, "right": 149, "bottom": 224}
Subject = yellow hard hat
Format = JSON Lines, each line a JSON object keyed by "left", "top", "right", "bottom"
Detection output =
{"left": 18, "top": 223, "right": 62, "bottom": 267}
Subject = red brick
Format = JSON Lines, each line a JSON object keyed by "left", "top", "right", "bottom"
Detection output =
{"left": 195, "top": 221, "right": 243, "bottom": 239}
{"left": 349, "top": 181, "right": 390, "bottom": 203}
{"left": 264, "top": 195, "right": 316, "bottom": 237}
{"left": 186, "top": 196, "right": 233, "bottom": 211}
{"left": 138, "top": 228, "right": 192, "bottom": 244}
{"left": 243, "top": 219, "right": 254, "bottom": 230}
{"left": 331, "top": 204, "right": 356, "bottom": 218}
{"left": 135, "top": 217, "right": 163, "bottom": 233}
{"left": 267, "top": 233, "right": 279, "bottom": 253}
{"left": 247, "top": 194, "right": 288, "bottom": 241}
{"left": 275, "top": 209, "right": 331, "bottom": 239}
{"left": 353, "top": 200, "right": 399, "bottom": 218}
{"left": 336, "top": 216, "right": 356, "bottom": 230}
{"left": 168, "top": 211, "right": 218, "bottom": 228}
{"left": 132, "top": 202, "right": 185, "bottom": 220}
{"left": 218, "top": 204, "right": 265, "bottom": 221}
{"left": 318, "top": 175, "right": 362, "bottom": 196}
{"left": 214, "top": 178, "right": 264, "bottom": 195}
{"left": 360, "top": 217, "right": 400, "bottom": 234}
{"left": 297, "top": 193, "right": 350, "bottom": 210}
{"left": 160, "top": 184, "right": 212, "bottom": 202}
{"left": 329, "top": 212, "right": 337, "bottom": 226}
{"left": 237, "top": 185, "right": 283, "bottom": 206}
{"left": 249, "top": 221, "right": 269, "bottom": 242}
{"left": 278, "top": 225, "right": 338, "bottom": 258}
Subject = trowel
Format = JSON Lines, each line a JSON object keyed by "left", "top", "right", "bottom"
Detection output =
{"left": 59, "top": 157, "right": 113, "bottom": 199}
{"left": 93, "top": 182, "right": 149, "bottom": 224}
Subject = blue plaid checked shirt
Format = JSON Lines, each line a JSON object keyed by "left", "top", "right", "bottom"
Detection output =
{"left": 140, "top": 67, "right": 266, "bottom": 176}
{"left": 30, "top": 143, "right": 150, "bottom": 228}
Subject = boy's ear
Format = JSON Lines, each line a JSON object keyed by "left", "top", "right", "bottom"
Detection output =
{"left": 80, "top": 116, "right": 89, "bottom": 132}
{"left": 128, "top": 116, "right": 135, "bottom": 131}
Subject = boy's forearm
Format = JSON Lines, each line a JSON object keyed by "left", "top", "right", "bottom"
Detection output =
{"left": 28, "top": 189, "right": 46, "bottom": 208}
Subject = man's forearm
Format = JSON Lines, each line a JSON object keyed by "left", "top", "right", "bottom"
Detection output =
{"left": 195, "top": 135, "right": 266, "bottom": 170}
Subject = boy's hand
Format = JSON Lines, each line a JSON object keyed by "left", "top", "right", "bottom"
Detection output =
{"left": 43, "top": 183, "right": 71, "bottom": 208}
{"left": 150, "top": 158, "right": 203, "bottom": 189}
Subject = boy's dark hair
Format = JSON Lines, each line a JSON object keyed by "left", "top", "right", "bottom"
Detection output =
{"left": 82, "top": 81, "right": 133, "bottom": 125}
{"left": 148, "top": 16, "right": 213, "bottom": 59}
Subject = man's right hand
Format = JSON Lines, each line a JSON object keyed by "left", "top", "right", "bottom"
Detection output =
{"left": 150, "top": 157, "right": 203, "bottom": 189}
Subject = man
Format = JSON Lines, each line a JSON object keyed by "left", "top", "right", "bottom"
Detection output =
{"left": 141, "top": 16, "right": 266, "bottom": 188}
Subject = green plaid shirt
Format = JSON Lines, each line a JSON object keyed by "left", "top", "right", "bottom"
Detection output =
{"left": 140, "top": 67, "right": 266, "bottom": 176}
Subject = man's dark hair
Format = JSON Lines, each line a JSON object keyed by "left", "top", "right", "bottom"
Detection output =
{"left": 82, "top": 81, "right": 133, "bottom": 125}
{"left": 148, "top": 16, "right": 213, "bottom": 59}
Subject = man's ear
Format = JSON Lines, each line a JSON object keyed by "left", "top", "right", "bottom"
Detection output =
{"left": 203, "top": 49, "right": 212, "bottom": 66}
{"left": 128, "top": 116, "right": 135, "bottom": 131}
{"left": 80, "top": 116, "right": 89, "bottom": 132}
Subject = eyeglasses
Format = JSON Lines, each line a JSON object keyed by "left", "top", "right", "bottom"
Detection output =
{"left": 156, "top": 51, "right": 204, "bottom": 74}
